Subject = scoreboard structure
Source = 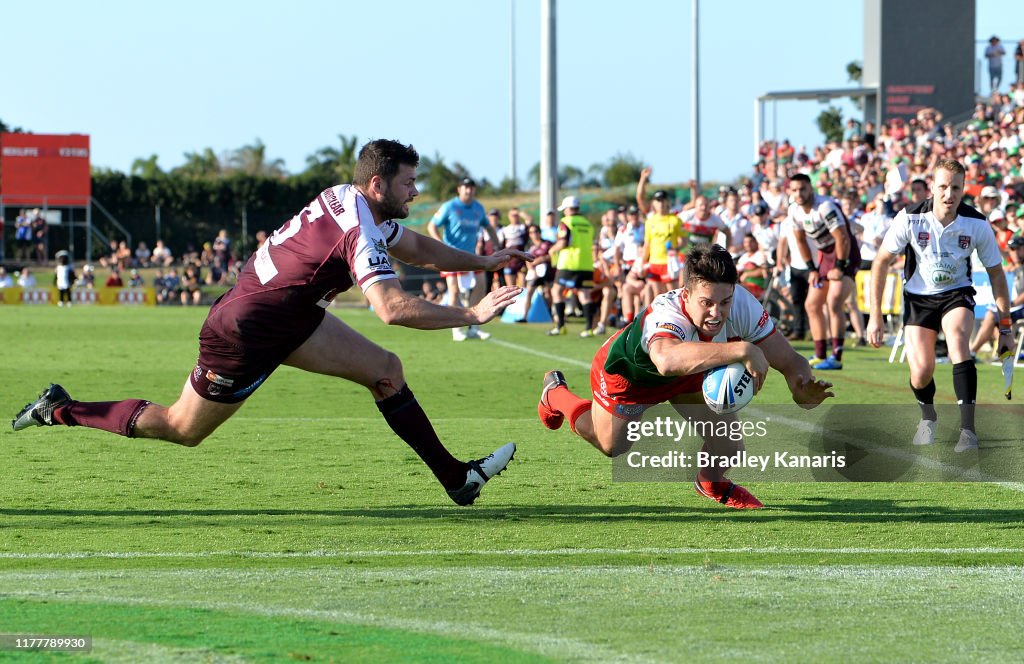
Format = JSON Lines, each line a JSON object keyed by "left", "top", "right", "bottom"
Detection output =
{"left": 0, "top": 133, "right": 91, "bottom": 207}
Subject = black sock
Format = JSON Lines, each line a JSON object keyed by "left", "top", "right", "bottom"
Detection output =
{"left": 376, "top": 385, "right": 467, "bottom": 489}
{"left": 952, "top": 361, "right": 977, "bottom": 432}
{"left": 554, "top": 302, "right": 566, "bottom": 328}
{"left": 583, "top": 302, "right": 596, "bottom": 330}
{"left": 911, "top": 379, "right": 937, "bottom": 421}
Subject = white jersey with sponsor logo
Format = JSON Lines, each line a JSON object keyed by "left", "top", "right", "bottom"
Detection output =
{"left": 786, "top": 195, "right": 846, "bottom": 249}
{"left": 882, "top": 199, "right": 1002, "bottom": 296}
{"left": 639, "top": 285, "right": 775, "bottom": 352}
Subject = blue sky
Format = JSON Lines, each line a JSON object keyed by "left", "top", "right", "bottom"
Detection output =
{"left": 3, "top": 1, "right": 1022, "bottom": 188}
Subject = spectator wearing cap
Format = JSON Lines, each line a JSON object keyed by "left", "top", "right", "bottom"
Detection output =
{"left": 634, "top": 167, "right": 687, "bottom": 301}
{"left": 547, "top": 195, "right": 596, "bottom": 337}
{"left": 980, "top": 185, "right": 1005, "bottom": 223}
{"left": 428, "top": 177, "right": 500, "bottom": 341}
{"left": 747, "top": 202, "right": 779, "bottom": 265}
{"left": 986, "top": 36, "right": 1006, "bottom": 95}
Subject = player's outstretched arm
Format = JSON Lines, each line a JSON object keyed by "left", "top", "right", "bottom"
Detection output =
{"left": 649, "top": 337, "right": 769, "bottom": 393}
{"left": 866, "top": 247, "right": 896, "bottom": 347}
{"left": 758, "top": 331, "right": 834, "bottom": 409}
{"left": 390, "top": 229, "right": 531, "bottom": 274}
{"left": 364, "top": 279, "right": 522, "bottom": 329}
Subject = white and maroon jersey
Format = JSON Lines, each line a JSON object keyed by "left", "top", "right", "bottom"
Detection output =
{"left": 678, "top": 210, "right": 728, "bottom": 246}
{"left": 206, "top": 185, "right": 403, "bottom": 348}
{"left": 787, "top": 195, "right": 849, "bottom": 249}
{"left": 882, "top": 199, "right": 1002, "bottom": 295}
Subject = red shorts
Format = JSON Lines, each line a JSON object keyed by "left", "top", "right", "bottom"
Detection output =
{"left": 645, "top": 263, "right": 675, "bottom": 284}
{"left": 589, "top": 330, "right": 701, "bottom": 420}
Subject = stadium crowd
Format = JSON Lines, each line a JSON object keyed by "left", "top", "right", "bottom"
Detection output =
{"left": 447, "top": 96, "right": 1024, "bottom": 366}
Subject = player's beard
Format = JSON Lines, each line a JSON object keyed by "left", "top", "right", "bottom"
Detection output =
{"left": 380, "top": 189, "right": 410, "bottom": 220}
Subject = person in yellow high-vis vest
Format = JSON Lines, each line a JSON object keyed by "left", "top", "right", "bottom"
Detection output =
{"left": 547, "top": 195, "right": 596, "bottom": 337}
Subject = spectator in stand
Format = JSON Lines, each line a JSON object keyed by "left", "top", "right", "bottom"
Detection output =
{"left": 18, "top": 268, "right": 37, "bottom": 288}
{"left": 736, "top": 234, "right": 769, "bottom": 300}
{"left": 719, "top": 188, "right": 750, "bottom": 256}
{"left": 679, "top": 194, "right": 731, "bottom": 251}
{"left": 157, "top": 268, "right": 180, "bottom": 305}
{"left": 135, "top": 242, "right": 152, "bottom": 268}
{"left": 15, "top": 210, "right": 33, "bottom": 262}
{"left": 180, "top": 263, "right": 203, "bottom": 306}
{"left": 521, "top": 224, "right": 554, "bottom": 323}
{"left": 255, "top": 230, "right": 268, "bottom": 250}
{"left": 634, "top": 168, "right": 686, "bottom": 302}
{"left": 910, "top": 178, "right": 930, "bottom": 205}
{"left": 31, "top": 211, "right": 48, "bottom": 263}
{"left": 761, "top": 178, "right": 788, "bottom": 221}
{"left": 858, "top": 191, "right": 896, "bottom": 270}
{"left": 747, "top": 202, "right": 779, "bottom": 266}
{"left": 479, "top": 209, "right": 502, "bottom": 295}
{"left": 128, "top": 269, "right": 145, "bottom": 288}
{"left": 199, "top": 242, "right": 216, "bottom": 267}
{"left": 540, "top": 209, "right": 559, "bottom": 243}
{"left": 213, "top": 229, "right": 231, "bottom": 265}
{"left": 615, "top": 205, "right": 646, "bottom": 326}
{"left": 105, "top": 268, "right": 124, "bottom": 288}
{"left": 0, "top": 266, "right": 13, "bottom": 288}
{"left": 98, "top": 239, "right": 119, "bottom": 269}
{"left": 501, "top": 207, "right": 529, "bottom": 287}
{"left": 115, "top": 241, "right": 132, "bottom": 270}
{"left": 986, "top": 36, "right": 1006, "bottom": 95}
{"left": 206, "top": 257, "right": 228, "bottom": 286}
{"left": 77, "top": 265, "right": 95, "bottom": 289}
{"left": 152, "top": 240, "right": 174, "bottom": 267}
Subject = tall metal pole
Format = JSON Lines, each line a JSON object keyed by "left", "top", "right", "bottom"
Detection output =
{"left": 509, "top": 0, "right": 517, "bottom": 192}
{"left": 155, "top": 204, "right": 161, "bottom": 243}
{"left": 540, "top": 0, "right": 558, "bottom": 214}
{"left": 691, "top": 0, "right": 700, "bottom": 190}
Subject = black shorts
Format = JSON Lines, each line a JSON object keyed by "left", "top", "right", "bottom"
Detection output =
{"left": 555, "top": 269, "right": 594, "bottom": 290}
{"left": 903, "top": 287, "right": 976, "bottom": 332}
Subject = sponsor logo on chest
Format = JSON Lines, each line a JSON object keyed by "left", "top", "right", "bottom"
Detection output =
{"left": 916, "top": 231, "right": 930, "bottom": 248}
{"left": 958, "top": 235, "right": 971, "bottom": 250}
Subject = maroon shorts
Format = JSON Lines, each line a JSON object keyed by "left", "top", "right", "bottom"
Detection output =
{"left": 818, "top": 245, "right": 860, "bottom": 279}
{"left": 190, "top": 307, "right": 323, "bottom": 403}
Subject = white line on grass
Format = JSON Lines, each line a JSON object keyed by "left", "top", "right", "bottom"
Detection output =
{"left": 4, "top": 589, "right": 640, "bottom": 664}
{"left": 3, "top": 546, "right": 1024, "bottom": 560}
{"left": 489, "top": 338, "right": 592, "bottom": 369}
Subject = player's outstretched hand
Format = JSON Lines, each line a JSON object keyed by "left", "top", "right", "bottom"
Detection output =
{"left": 791, "top": 376, "right": 834, "bottom": 409}
{"left": 471, "top": 286, "right": 523, "bottom": 324}
{"left": 866, "top": 315, "right": 885, "bottom": 348}
{"left": 482, "top": 248, "right": 534, "bottom": 273}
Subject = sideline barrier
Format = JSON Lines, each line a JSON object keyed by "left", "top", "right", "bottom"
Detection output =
{"left": 0, "top": 287, "right": 156, "bottom": 306}
{"left": 854, "top": 270, "right": 902, "bottom": 314}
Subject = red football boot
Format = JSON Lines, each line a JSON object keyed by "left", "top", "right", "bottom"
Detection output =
{"left": 538, "top": 370, "right": 568, "bottom": 430}
{"left": 694, "top": 480, "right": 764, "bottom": 509}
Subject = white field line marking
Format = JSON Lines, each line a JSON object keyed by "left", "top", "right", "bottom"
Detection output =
{"left": 88, "top": 639, "right": 250, "bottom": 664}
{"left": 489, "top": 338, "right": 592, "bottom": 369}
{"left": 3, "top": 547, "right": 1024, "bottom": 560}
{"left": 4, "top": 591, "right": 640, "bottom": 664}
{"left": 488, "top": 336, "right": 1024, "bottom": 495}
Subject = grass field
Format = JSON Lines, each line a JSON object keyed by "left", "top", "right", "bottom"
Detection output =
{"left": 1, "top": 305, "right": 1023, "bottom": 662}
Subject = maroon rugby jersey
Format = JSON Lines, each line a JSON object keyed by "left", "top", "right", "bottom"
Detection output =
{"left": 203, "top": 185, "right": 403, "bottom": 358}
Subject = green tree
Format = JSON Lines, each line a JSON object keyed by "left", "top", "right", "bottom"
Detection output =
{"left": 420, "top": 153, "right": 459, "bottom": 201}
{"left": 0, "top": 118, "right": 25, "bottom": 133}
{"left": 816, "top": 106, "right": 844, "bottom": 144}
{"left": 602, "top": 152, "right": 645, "bottom": 188}
{"left": 302, "top": 134, "right": 359, "bottom": 187}
{"left": 225, "top": 139, "right": 287, "bottom": 178}
{"left": 173, "top": 148, "right": 222, "bottom": 180}
{"left": 847, "top": 60, "right": 864, "bottom": 111}
{"left": 130, "top": 154, "right": 164, "bottom": 179}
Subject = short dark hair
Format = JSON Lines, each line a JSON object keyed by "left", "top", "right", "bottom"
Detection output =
{"left": 790, "top": 173, "right": 811, "bottom": 185}
{"left": 354, "top": 139, "right": 419, "bottom": 188}
{"left": 682, "top": 244, "right": 737, "bottom": 288}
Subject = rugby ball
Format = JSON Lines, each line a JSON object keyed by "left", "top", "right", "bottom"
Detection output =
{"left": 702, "top": 363, "right": 756, "bottom": 415}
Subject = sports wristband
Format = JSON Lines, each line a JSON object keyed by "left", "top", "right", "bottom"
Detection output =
{"left": 999, "top": 317, "right": 1011, "bottom": 329}
{"left": 835, "top": 258, "right": 849, "bottom": 271}
{"left": 806, "top": 261, "right": 817, "bottom": 272}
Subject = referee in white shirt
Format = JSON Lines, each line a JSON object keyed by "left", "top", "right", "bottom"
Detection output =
{"left": 867, "top": 159, "right": 1012, "bottom": 452}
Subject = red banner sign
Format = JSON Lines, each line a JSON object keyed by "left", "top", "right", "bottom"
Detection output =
{"left": 0, "top": 133, "right": 91, "bottom": 206}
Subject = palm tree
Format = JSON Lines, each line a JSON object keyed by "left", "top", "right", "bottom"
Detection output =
{"left": 226, "top": 139, "right": 287, "bottom": 178}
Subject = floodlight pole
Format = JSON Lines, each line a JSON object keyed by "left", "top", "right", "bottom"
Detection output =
{"left": 540, "top": 0, "right": 558, "bottom": 214}
{"left": 510, "top": 0, "right": 517, "bottom": 192}
{"left": 691, "top": 0, "right": 700, "bottom": 190}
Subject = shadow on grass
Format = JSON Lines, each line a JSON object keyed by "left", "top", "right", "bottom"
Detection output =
{"left": 2, "top": 497, "right": 1023, "bottom": 525}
